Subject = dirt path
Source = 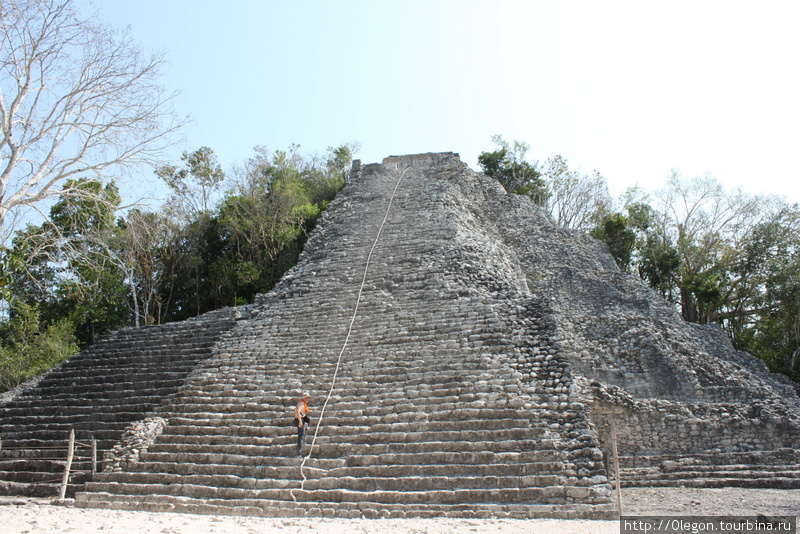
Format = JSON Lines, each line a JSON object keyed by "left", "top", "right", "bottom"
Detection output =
{"left": 1, "top": 488, "right": 798, "bottom": 534}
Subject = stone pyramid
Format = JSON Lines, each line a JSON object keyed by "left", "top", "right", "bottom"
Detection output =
{"left": 2, "top": 152, "right": 799, "bottom": 518}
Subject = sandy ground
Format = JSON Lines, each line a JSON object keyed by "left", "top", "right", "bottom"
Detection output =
{"left": 1, "top": 488, "right": 798, "bottom": 534}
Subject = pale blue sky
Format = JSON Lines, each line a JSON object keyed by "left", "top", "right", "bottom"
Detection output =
{"left": 92, "top": 0, "right": 800, "bottom": 204}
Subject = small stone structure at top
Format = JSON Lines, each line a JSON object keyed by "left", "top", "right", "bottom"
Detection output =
{"left": 2, "top": 152, "right": 799, "bottom": 518}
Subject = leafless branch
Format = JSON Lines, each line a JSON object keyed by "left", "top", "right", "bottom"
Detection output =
{"left": 1, "top": 0, "right": 186, "bottom": 240}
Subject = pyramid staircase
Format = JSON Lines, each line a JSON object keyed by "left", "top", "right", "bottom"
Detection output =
{"left": 0, "top": 309, "right": 241, "bottom": 496}
{"left": 71, "top": 154, "right": 617, "bottom": 518}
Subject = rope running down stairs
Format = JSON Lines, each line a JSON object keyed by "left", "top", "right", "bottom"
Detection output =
{"left": 292, "top": 163, "right": 411, "bottom": 499}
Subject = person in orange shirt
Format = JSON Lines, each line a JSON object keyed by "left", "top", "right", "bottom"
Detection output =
{"left": 294, "top": 394, "right": 311, "bottom": 457}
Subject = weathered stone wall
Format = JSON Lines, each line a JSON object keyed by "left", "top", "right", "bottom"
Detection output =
{"left": 103, "top": 417, "right": 167, "bottom": 472}
{"left": 456, "top": 161, "right": 800, "bottom": 461}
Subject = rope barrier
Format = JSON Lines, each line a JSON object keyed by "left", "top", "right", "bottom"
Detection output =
{"left": 291, "top": 164, "right": 410, "bottom": 499}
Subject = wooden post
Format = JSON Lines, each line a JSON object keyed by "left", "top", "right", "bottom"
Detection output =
{"left": 59, "top": 429, "right": 75, "bottom": 500}
{"left": 611, "top": 423, "right": 623, "bottom": 517}
{"left": 91, "top": 437, "right": 97, "bottom": 477}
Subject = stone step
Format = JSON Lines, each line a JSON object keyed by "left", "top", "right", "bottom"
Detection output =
{"left": 69, "top": 339, "right": 218, "bottom": 354}
{"left": 51, "top": 342, "right": 215, "bottom": 356}
{"left": 157, "top": 391, "right": 508, "bottom": 410}
{"left": 353, "top": 427, "right": 549, "bottom": 445}
{"left": 49, "top": 346, "right": 208, "bottom": 360}
{"left": 622, "top": 463, "right": 800, "bottom": 475}
{"left": 0, "top": 437, "right": 117, "bottom": 452}
{"left": 347, "top": 438, "right": 575, "bottom": 456}
{"left": 117, "top": 457, "right": 581, "bottom": 482}
{"left": 157, "top": 417, "right": 544, "bottom": 440}
{"left": 154, "top": 426, "right": 364, "bottom": 445}
{"left": 154, "top": 424, "right": 547, "bottom": 446}
{"left": 1, "top": 405, "right": 169, "bottom": 424}
{"left": 139, "top": 436, "right": 578, "bottom": 463}
{"left": 0, "top": 457, "right": 94, "bottom": 472}
{"left": 306, "top": 474, "right": 582, "bottom": 493}
{"left": 228, "top": 374, "right": 465, "bottom": 394}
{"left": 161, "top": 405, "right": 544, "bottom": 424}
{"left": 132, "top": 448, "right": 576, "bottom": 475}
{"left": 0, "top": 430, "right": 141, "bottom": 456}
{"left": 0, "top": 468, "right": 87, "bottom": 484}
{"left": 233, "top": 320, "right": 487, "bottom": 336}
{"left": 61, "top": 348, "right": 216, "bottom": 363}
{"left": 159, "top": 395, "right": 550, "bottom": 416}
{"left": 121, "top": 458, "right": 345, "bottom": 478}
{"left": 0, "top": 407, "right": 163, "bottom": 424}
{"left": 1, "top": 415, "right": 154, "bottom": 434}
{"left": 621, "top": 475, "right": 800, "bottom": 489}
{"left": 0, "top": 480, "right": 65, "bottom": 498}
{"left": 93, "top": 471, "right": 299, "bottom": 490}
{"left": 18, "top": 381, "right": 189, "bottom": 399}
{"left": 345, "top": 448, "right": 569, "bottom": 467}
{"left": 33, "top": 371, "right": 200, "bottom": 388}
{"left": 325, "top": 462, "right": 585, "bottom": 480}
{"left": 174, "top": 376, "right": 524, "bottom": 396}
{"left": 1, "top": 391, "right": 172, "bottom": 409}
{"left": 137, "top": 444, "right": 339, "bottom": 465}
{"left": 141, "top": 441, "right": 349, "bottom": 460}
{"left": 81, "top": 480, "right": 608, "bottom": 506}
{"left": 177, "top": 361, "right": 511, "bottom": 382}
{"left": 618, "top": 465, "right": 800, "bottom": 487}
{"left": 91, "top": 469, "right": 581, "bottom": 494}
{"left": 75, "top": 491, "right": 618, "bottom": 519}
{"left": 39, "top": 364, "right": 206, "bottom": 382}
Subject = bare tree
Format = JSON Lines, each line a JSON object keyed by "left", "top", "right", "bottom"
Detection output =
{"left": 0, "top": 0, "right": 185, "bottom": 242}
{"left": 655, "top": 171, "right": 770, "bottom": 323}
{"left": 115, "top": 209, "right": 180, "bottom": 326}
{"left": 543, "top": 155, "right": 612, "bottom": 231}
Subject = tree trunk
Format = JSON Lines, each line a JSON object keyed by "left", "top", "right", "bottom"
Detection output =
{"left": 681, "top": 286, "right": 698, "bottom": 323}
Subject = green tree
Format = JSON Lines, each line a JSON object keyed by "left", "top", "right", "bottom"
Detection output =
{"left": 637, "top": 230, "right": 682, "bottom": 301}
{"left": 590, "top": 212, "right": 636, "bottom": 271}
{"left": 321, "top": 143, "right": 359, "bottom": 194}
{"left": 0, "top": 301, "right": 79, "bottom": 392}
{"left": 156, "top": 147, "right": 225, "bottom": 219}
{"left": 478, "top": 135, "right": 548, "bottom": 204}
{"left": 727, "top": 205, "right": 800, "bottom": 380}
{"left": 162, "top": 144, "right": 353, "bottom": 319}
{"left": 213, "top": 145, "right": 346, "bottom": 305}
{"left": 158, "top": 212, "right": 220, "bottom": 321}
{"left": 7, "top": 178, "right": 129, "bottom": 345}
{"left": 616, "top": 188, "right": 682, "bottom": 301}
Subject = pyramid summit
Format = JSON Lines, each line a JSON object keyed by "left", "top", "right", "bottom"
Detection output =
{"left": 2, "top": 152, "right": 799, "bottom": 518}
